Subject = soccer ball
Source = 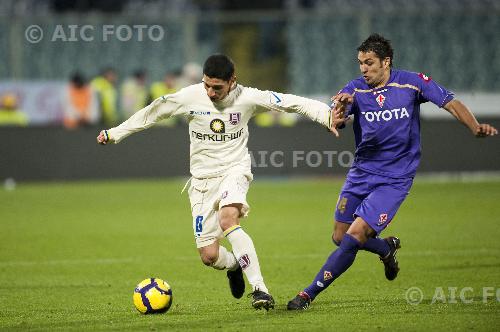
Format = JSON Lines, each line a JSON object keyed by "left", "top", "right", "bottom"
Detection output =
{"left": 133, "top": 278, "right": 173, "bottom": 314}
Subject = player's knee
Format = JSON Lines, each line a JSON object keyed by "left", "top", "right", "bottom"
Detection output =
{"left": 346, "top": 228, "right": 367, "bottom": 243}
{"left": 219, "top": 214, "right": 239, "bottom": 231}
{"left": 333, "top": 221, "right": 349, "bottom": 246}
{"left": 199, "top": 244, "right": 219, "bottom": 266}
{"left": 219, "top": 205, "right": 241, "bottom": 230}
{"left": 200, "top": 252, "right": 218, "bottom": 266}
{"left": 332, "top": 225, "right": 348, "bottom": 246}
{"left": 347, "top": 217, "right": 375, "bottom": 244}
{"left": 332, "top": 234, "right": 342, "bottom": 247}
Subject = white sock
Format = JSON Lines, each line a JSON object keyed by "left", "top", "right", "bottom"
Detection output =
{"left": 211, "top": 245, "right": 238, "bottom": 270}
{"left": 224, "top": 225, "right": 269, "bottom": 293}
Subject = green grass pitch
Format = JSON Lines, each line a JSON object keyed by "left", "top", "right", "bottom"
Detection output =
{"left": 1, "top": 178, "right": 499, "bottom": 331}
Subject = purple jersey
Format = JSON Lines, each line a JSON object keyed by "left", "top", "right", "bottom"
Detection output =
{"left": 340, "top": 70, "right": 454, "bottom": 178}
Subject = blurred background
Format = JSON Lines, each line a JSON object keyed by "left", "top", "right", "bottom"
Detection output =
{"left": 1, "top": 0, "right": 499, "bottom": 181}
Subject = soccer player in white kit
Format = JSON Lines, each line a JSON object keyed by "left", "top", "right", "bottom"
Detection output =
{"left": 97, "top": 54, "right": 336, "bottom": 310}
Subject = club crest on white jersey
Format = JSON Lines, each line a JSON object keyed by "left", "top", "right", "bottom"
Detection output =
{"left": 229, "top": 112, "right": 241, "bottom": 125}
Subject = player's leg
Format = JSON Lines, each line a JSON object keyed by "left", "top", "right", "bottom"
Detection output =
{"left": 193, "top": 228, "right": 239, "bottom": 273}
{"left": 197, "top": 241, "right": 238, "bottom": 270}
{"left": 333, "top": 220, "right": 389, "bottom": 254}
{"left": 220, "top": 203, "right": 274, "bottom": 310}
{"left": 332, "top": 220, "right": 350, "bottom": 246}
{"left": 333, "top": 219, "right": 394, "bottom": 264}
{"left": 288, "top": 175, "right": 412, "bottom": 310}
{"left": 332, "top": 169, "right": 365, "bottom": 245}
{"left": 333, "top": 171, "right": 408, "bottom": 279}
{"left": 197, "top": 238, "right": 244, "bottom": 299}
{"left": 189, "top": 177, "right": 241, "bottom": 298}
{"left": 194, "top": 221, "right": 239, "bottom": 272}
{"left": 220, "top": 205, "right": 265, "bottom": 289}
{"left": 217, "top": 173, "right": 274, "bottom": 310}
{"left": 287, "top": 216, "right": 373, "bottom": 310}
{"left": 190, "top": 177, "right": 232, "bottom": 267}
{"left": 354, "top": 178, "right": 412, "bottom": 280}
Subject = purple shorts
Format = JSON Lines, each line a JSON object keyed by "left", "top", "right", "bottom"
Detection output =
{"left": 334, "top": 167, "right": 413, "bottom": 234}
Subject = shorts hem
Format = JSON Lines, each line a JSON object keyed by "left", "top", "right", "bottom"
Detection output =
{"left": 354, "top": 212, "right": 382, "bottom": 235}
{"left": 219, "top": 201, "right": 250, "bottom": 218}
{"left": 336, "top": 219, "right": 354, "bottom": 225}
{"left": 195, "top": 237, "right": 218, "bottom": 249}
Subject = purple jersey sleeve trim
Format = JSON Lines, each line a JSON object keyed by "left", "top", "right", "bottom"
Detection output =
{"left": 439, "top": 94, "right": 454, "bottom": 108}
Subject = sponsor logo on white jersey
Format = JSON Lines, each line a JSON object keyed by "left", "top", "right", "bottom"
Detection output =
{"left": 190, "top": 110, "right": 211, "bottom": 116}
{"left": 269, "top": 91, "right": 282, "bottom": 105}
{"left": 361, "top": 108, "right": 409, "bottom": 122}
{"left": 191, "top": 128, "right": 244, "bottom": 142}
{"left": 210, "top": 119, "right": 225, "bottom": 133}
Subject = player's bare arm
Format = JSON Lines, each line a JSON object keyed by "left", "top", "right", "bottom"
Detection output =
{"left": 443, "top": 99, "right": 498, "bottom": 137}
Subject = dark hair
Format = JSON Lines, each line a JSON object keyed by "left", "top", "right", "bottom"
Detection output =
{"left": 357, "top": 34, "right": 394, "bottom": 67}
{"left": 70, "top": 72, "right": 86, "bottom": 88}
{"left": 100, "top": 67, "right": 116, "bottom": 76}
{"left": 203, "top": 54, "right": 235, "bottom": 81}
{"left": 133, "top": 69, "right": 146, "bottom": 79}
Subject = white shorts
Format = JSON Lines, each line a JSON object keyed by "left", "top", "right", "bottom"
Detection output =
{"left": 188, "top": 172, "right": 252, "bottom": 248}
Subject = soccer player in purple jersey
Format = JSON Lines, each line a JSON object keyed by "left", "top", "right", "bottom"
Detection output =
{"left": 287, "top": 33, "right": 498, "bottom": 310}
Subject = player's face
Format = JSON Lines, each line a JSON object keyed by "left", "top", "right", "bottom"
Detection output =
{"left": 202, "top": 75, "right": 235, "bottom": 102}
{"left": 358, "top": 51, "right": 391, "bottom": 88}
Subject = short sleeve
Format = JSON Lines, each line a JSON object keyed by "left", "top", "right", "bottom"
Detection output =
{"left": 414, "top": 72, "right": 454, "bottom": 107}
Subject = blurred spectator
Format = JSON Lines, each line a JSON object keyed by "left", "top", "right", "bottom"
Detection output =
{"left": 149, "top": 69, "right": 180, "bottom": 101}
{"left": 177, "top": 62, "right": 203, "bottom": 88}
{"left": 253, "top": 111, "right": 298, "bottom": 127}
{"left": 148, "top": 70, "right": 181, "bottom": 127}
{"left": 63, "top": 72, "right": 99, "bottom": 129}
{"left": 121, "top": 69, "right": 148, "bottom": 119}
{"left": 0, "top": 93, "right": 28, "bottom": 126}
{"left": 91, "top": 67, "right": 118, "bottom": 126}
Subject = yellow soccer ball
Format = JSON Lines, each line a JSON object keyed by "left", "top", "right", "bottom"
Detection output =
{"left": 133, "top": 278, "right": 173, "bottom": 314}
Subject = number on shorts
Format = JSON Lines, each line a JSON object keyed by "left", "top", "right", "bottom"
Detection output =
{"left": 195, "top": 215, "right": 203, "bottom": 233}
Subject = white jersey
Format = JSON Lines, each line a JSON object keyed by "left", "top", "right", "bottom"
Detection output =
{"left": 108, "top": 83, "right": 331, "bottom": 179}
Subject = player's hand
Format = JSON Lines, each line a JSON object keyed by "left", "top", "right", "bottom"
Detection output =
{"left": 332, "top": 93, "right": 354, "bottom": 108}
{"left": 329, "top": 93, "right": 353, "bottom": 137}
{"left": 329, "top": 110, "right": 344, "bottom": 137}
{"left": 474, "top": 124, "right": 498, "bottom": 137}
{"left": 96, "top": 130, "right": 113, "bottom": 145}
